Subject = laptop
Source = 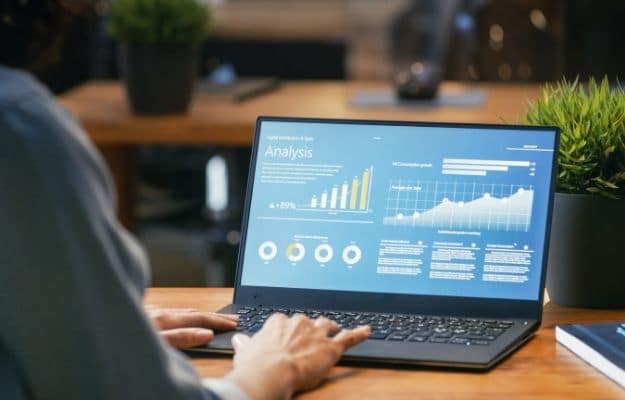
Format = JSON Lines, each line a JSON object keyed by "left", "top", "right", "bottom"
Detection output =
{"left": 193, "top": 116, "right": 559, "bottom": 369}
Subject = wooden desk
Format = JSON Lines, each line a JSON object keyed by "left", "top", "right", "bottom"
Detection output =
{"left": 60, "top": 81, "right": 542, "bottom": 227}
{"left": 145, "top": 288, "right": 625, "bottom": 400}
{"left": 61, "top": 81, "right": 540, "bottom": 145}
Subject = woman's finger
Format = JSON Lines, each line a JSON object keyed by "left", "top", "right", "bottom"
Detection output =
{"left": 314, "top": 317, "right": 341, "bottom": 336}
{"left": 154, "top": 311, "right": 239, "bottom": 330}
{"left": 332, "top": 326, "right": 371, "bottom": 351}
{"left": 232, "top": 333, "right": 251, "bottom": 351}
{"left": 161, "top": 308, "right": 198, "bottom": 314}
{"left": 215, "top": 313, "right": 240, "bottom": 321}
{"left": 161, "top": 328, "right": 214, "bottom": 349}
{"left": 146, "top": 306, "right": 238, "bottom": 321}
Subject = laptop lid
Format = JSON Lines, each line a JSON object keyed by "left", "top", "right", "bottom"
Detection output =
{"left": 234, "top": 117, "right": 559, "bottom": 320}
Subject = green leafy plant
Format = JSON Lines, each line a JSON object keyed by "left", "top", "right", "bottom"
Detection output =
{"left": 525, "top": 77, "right": 625, "bottom": 198}
{"left": 109, "top": 0, "right": 210, "bottom": 44}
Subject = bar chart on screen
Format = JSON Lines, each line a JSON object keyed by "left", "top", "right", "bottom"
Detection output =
{"left": 440, "top": 158, "right": 537, "bottom": 177}
{"left": 307, "top": 166, "right": 373, "bottom": 213}
{"left": 267, "top": 166, "right": 374, "bottom": 215}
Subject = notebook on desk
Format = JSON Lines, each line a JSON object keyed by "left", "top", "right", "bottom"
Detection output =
{"left": 191, "top": 117, "right": 559, "bottom": 369}
{"left": 556, "top": 322, "right": 625, "bottom": 388}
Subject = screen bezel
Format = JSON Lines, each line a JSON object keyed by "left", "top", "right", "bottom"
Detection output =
{"left": 233, "top": 116, "right": 559, "bottom": 321}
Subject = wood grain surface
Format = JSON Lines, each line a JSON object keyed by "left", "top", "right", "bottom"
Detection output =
{"left": 145, "top": 288, "right": 625, "bottom": 400}
{"left": 60, "top": 81, "right": 542, "bottom": 146}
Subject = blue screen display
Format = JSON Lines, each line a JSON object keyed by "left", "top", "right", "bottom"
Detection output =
{"left": 240, "top": 120, "right": 556, "bottom": 301}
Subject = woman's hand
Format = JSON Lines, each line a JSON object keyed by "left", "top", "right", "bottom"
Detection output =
{"left": 145, "top": 306, "right": 239, "bottom": 349}
{"left": 225, "top": 313, "right": 370, "bottom": 400}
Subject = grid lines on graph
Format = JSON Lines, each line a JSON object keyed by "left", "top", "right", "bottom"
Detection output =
{"left": 383, "top": 180, "right": 534, "bottom": 232}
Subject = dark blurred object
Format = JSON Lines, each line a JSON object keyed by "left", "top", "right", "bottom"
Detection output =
{"left": 197, "top": 76, "right": 280, "bottom": 102}
{"left": 394, "top": 60, "right": 443, "bottom": 100}
{"left": 136, "top": 147, "right": 250, "bottom": 224}
{"left": 201, "top": 39, "right": 345, "bottom": 80}
{"left": 469, "top": 0, "right": 563, "bottom": 82}
{"left": 391, "top": 0, "right": 460, "bottom": 99}
{"left": 119, "top": 44, "right": 198, "bottom": 114}
{"left": 136, "top": 146, "right": 250, "bottom": 286}
{"left": 564, "top": 0, "right": 625, "bottom": 81}
{"left": 445, "top": 1, "right": 482, "bottom": 80}
{"left": 197, "top": 63, "right": 280, "bottom": 102}
{"left": 430, "top": 0, "right": 566, "bottom": 82}
{"left": 0, "top": 0, "right": 101, "bottom": 93}
{"left": 141, "top": 224, "right": 240, "bottom": 287}
{"left": 463, "top": 0, "right": 625, "bottom": 82}
{"left": 35, "top": 14, "right": 101, "bottom": 93}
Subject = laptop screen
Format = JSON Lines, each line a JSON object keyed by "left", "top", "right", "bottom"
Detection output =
{"left": 239, "top": 119, "right": 557, "bottom": 301}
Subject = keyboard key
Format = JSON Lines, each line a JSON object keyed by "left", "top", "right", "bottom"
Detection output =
{"left": 247, "top": 324, "right": 263, "bottom": 333}
{"left": 369, "top": 331, "right": 390, "bottom": 340}
{"left": 429, "top": 337, "right": 449, "bottom": 343}
{"left": 458, "top": 335, "right": 496, "bottom": 341}
{"left": 388, "top": 334, "right": 408, "bottom": 341}
{"left": 451, "top": 338, "right": 470, "bottom": 345}
{"left": 485, "top": 328, "right": 504, "bottom": 336}
{"left": 409, "top": 335, "right": 428, "bottom": 342}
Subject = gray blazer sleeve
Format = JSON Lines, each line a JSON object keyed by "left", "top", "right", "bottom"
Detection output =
{"left": 0, "top": 82, "right": 220, "bottom": 399}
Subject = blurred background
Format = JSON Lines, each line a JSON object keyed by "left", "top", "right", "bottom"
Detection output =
{"left": 39, "top": 0, "right": 625, "bottom": 287}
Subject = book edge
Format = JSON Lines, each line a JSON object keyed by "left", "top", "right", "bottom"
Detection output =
{"left": 556, "top": 326, "right": 625, "bottom": 389}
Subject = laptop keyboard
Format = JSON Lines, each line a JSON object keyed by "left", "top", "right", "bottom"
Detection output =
{"left": 235, "top": 306, "right": 515, "bottom": 345}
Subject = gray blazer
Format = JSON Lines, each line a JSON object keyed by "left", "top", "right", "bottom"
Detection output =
{"left": 0, "top": 67, "right": 239, "bottom": 399}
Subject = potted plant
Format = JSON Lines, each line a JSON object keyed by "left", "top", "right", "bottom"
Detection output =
{"left": 525, "top": 77, "right": 625, "bottom": 308}
{"left": 110, "top": 0, "right": 210, "bottom": 114}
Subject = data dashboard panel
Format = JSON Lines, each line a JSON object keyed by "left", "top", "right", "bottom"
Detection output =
{"left": 240, "top": 120, "right": 557, "bottom": 301}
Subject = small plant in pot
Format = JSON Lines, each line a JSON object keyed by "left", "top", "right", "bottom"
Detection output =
{"left": 525, "top": 77, "right": 625, "bottom": 308}
{"left": 110, "top": 0, "right": 210, "bottom": 114}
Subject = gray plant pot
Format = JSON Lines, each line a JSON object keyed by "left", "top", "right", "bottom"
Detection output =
{"left": 547, "top": 192, "right": 625, "bottom": 308}
{"left": 118, "top": 43, "right": 198, "bottom": 115}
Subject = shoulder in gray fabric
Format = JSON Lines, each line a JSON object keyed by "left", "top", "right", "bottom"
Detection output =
{"left": 0, "top": 66, "right": 217, "bottom": 400}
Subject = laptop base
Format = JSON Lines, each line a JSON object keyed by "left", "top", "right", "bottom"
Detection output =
{"left": 188, "top": 304, "right": 538, "bottom": 370}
